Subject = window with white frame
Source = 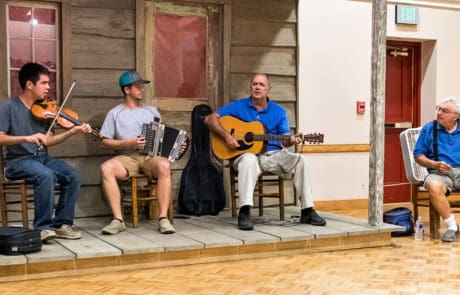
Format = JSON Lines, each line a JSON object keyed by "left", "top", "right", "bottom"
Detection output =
{"left": 6, "top": 2, "right": 59, "bottom": 98}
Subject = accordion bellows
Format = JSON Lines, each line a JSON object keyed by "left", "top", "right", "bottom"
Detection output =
{"left": 141, "top": 121, "right": 187, "bottom": 162}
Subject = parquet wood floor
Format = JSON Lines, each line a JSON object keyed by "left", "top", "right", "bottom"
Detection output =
{"left": 0, "top": 208, "right": 458, "bottom": 295}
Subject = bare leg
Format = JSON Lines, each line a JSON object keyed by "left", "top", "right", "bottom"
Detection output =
{"left": 427, "top": 180, "right": 452, "bottom": 219}
{"left": 144, "top": 157, "right": 172, "bottom": 218}
{"left": 100, "top": 159, "right": 129, "bottom": 220}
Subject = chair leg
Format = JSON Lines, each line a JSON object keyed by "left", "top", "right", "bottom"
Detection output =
{"left": 148, "top": 185, "right": 155, "bottom": 221}
{"left": 0, "top": 190, "right": 8, "bottom": 227}
{"left": 412, "top": 184, "right": 419, "bottom": 221}
{"left": 429, "top": 204, "right": 441, "bottom": 239}
{"left": 131, "top": 177, "right": 139, "bottom": 228}
{"left": 279, "top": 177, "right": 284, "bottom": 221}
{"left": 20, "top": 184, "right": 29, "bottom": 229}
{"left": 230, "top": 170, "right": 237, "bottom": 218}
{"left": 258, "top": 176, "right": 263, "bottom": 217}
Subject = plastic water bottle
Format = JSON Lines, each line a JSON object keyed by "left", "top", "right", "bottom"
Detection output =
{"left": 414, "top": 216, "right": 424, "bottom": 241}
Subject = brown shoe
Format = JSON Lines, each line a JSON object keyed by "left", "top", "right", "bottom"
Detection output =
{"left": 40, "top": 229, "right": 56, "bottom": 243}
{"left": 102, "top": 219, "right": 126, "bottom": 235}
{"left": 55, "top": 224, "right": 82, "bottom": 239}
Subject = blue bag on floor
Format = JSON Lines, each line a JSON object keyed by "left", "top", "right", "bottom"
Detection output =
{"left": 383, "top": 207, "right": 414, "bottom": 237}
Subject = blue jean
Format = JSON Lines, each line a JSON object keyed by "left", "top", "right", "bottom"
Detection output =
{"left": 5, "top": 153, "right": 81, "bottom": 230}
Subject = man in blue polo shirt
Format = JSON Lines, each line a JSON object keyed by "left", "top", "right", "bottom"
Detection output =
{"left": 204, "top": 73, "right": 326, "bottom": 230}
{"left": 414, "top": 96, "right": 460, "bottom": 242}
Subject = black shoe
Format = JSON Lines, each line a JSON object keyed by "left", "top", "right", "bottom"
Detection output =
{"left": 300, "top": 208, "right": 326, "bottom": 226}
{"left": 238, "top": 206, "right": 254, "bottom": 230}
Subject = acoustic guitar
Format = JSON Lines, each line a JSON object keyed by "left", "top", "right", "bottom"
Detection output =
{"left": 211, "top": 116, "right": 324, "bottom": 160}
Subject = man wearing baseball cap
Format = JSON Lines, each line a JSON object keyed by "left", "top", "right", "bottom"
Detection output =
{"left": 98, "top": 70, "right": 185, "bottom": 235}
{"left": 118, "top": 70, "right": 150, "bottom": 87}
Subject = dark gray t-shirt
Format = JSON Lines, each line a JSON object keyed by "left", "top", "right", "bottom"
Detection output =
{"left": 0, "top": 97, "right": 50, "bottom": 159}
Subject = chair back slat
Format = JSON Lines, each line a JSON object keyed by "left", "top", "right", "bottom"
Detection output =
{"left": 399, "top": 127, "right": 428, "bottom": 183}
{"left": 0, "top": 145, "right": 5, "bottom": 184}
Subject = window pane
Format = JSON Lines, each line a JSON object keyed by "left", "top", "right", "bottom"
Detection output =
{"left": 8, "top": 6, "right": 32, "bottom": 38}
{"left": 9, "top": 38, "right": 33, "bottom": 68}
{"left": 7, "top": 3, "right": 59, "bottom": 97}
{"left": 33, "top": 8, "right": 56, "bottom": 39}
{"left": 35, "top": 40, "right": 56, "bottom": 70}
{"left": 154, "top": 14, "right": 207, "bottom": 98}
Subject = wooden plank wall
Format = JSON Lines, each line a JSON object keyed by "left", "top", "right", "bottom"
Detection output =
{"left": 228, "top": 0, "right": 298, "bottom": 205}
{"left": 229, "top": 0, "right": 297, "bottom": 128}
{"left": 49, "top": 0, "right": 138, "bottom": 218}
{"left": 51, "top": 0, "right": 206, "bottom": 218}
{"left": 43, "top": 0, "right": 299, "bottom": 219}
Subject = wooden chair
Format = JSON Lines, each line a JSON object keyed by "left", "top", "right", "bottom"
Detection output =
{"left": 119, "top": 174, "right": 173, "bottom": 228}
{"left": 229, "top": 163, "right": 285, "bottom": 221}
{"left": 0, "top": 146, "right": 34, "bottom": 229}
{"left": 400, "top": 128, "right": 460, "bottom": 239}
{"left": 0, "top": 146, "right": 63, "bottom": 230}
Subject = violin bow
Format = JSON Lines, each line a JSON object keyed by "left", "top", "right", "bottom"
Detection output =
{"left": 37, "top": 80, "right": 77, "bottom": 151}
{"left": 45, "top": 80, "right": 77, "bottom": 135}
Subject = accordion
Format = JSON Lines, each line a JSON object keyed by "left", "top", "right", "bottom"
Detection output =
{"left": 140, "top": 121, "right": 187, "bottom": 162}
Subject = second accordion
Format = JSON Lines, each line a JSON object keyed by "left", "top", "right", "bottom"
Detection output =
{"left": 140, "top": 121, "right": 187, "bottom": 162}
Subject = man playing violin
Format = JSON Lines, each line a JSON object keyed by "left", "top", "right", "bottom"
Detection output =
{"left": 204, "top": 73, "right": 326, "bottom": 230}
{"left": 99, "top": 70, "right": 186, "bottom": 235}
{"left": 0, "top": 62, "right": 92, "bottom": 242}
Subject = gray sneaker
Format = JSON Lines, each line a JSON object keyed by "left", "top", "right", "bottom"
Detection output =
{"left": 55, "top": 224, "right": 82, "bottom": 239}
{"left": 40, "top": 229, "right": 56, "bottom": 243}
{"left": 102, "top": 219, "right": 126, "bottom": 235}
{"left": 159, "top": 218, "right": 175, "bottom": 234}
{"left": 441, "top": 224, "right": 459, "bottom": 242}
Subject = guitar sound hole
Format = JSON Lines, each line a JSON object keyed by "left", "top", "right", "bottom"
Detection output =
{"left": 245, "top": 132, "right": 254, "bottom": 143}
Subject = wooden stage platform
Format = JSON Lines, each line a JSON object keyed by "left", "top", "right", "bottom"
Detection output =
{"left": 0, "top": 206, "right": 401, "bottom": 282}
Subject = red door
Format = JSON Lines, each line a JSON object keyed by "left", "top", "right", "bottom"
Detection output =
{"left": 384, "top": 41, "right": 420, "bottom": 203}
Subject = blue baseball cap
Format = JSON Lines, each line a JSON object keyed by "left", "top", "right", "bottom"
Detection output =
{"left": 119, "top": 70, "right": 150, "bottom": 87}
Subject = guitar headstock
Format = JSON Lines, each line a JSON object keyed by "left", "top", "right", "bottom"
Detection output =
{"left": 302, "top": 133, "right": 324, "bottom": 144}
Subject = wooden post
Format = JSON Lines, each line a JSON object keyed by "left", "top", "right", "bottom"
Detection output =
{"left": 368, "top": 0, "right": 387, "bottom": 226}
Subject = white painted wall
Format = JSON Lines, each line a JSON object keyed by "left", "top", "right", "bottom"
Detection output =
{"left": 298, "top": 0, "right": 460, "bottom": 201}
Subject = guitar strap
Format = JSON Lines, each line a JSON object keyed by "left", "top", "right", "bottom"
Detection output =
{"left": 433, "top": 120, "right": 438, "bottom": 161}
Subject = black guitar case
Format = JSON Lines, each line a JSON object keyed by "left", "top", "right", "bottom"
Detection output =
{"left": 178, "top": 104, "right": 226, "bottom": 216}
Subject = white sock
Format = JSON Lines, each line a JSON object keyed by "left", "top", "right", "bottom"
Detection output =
{"left": 444, "top": 215, "right": 458, "bottom": 231}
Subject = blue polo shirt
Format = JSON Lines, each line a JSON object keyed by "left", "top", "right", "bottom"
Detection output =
{"left": 216, "top": 97, "right": 290, "bottom": 151}
{"left": 414, "top": 120, "right": 460, "bottom": 166}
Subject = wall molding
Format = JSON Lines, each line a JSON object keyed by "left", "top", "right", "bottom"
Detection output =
{"left": 300, "top": 144, "right": 370, "bottom": 154}
{"left": 315, "top": 198, "right": 412, "bottom": 212}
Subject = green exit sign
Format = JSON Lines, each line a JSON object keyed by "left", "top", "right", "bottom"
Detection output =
{"left": 396, "top": 5, "right": 419, "bottom": 25}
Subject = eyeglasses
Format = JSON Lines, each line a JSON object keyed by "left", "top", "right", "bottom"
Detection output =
{"left": 435, "top": 106, "right": 457, "bottom": 115}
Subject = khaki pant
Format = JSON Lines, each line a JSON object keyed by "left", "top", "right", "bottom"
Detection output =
{"left": 111, "top": 152, "right": 160, "bottom": 180}
{"left": 232, "top": 150, "right": 314, "bottom": 209}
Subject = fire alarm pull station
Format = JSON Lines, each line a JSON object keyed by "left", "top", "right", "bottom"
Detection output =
{"left": 356, "top": 101, "right": 365, "bottom": 114}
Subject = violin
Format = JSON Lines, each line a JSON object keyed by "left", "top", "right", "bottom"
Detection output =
{"left": 31, "top": 98, "right": 104, "bottom": 141}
